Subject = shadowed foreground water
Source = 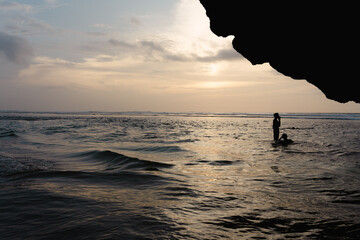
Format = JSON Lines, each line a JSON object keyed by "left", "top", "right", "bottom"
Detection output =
{"left": 1, "top": 112, "right": 360, "bottom": 239}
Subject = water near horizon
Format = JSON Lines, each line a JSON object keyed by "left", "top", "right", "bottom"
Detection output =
{"left": 1, "top": 112, "right": 360, "bottom": 239}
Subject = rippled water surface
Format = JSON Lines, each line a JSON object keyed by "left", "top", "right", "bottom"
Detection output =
{"left": 1, "top": 112, "right": 360, "bottom": 239}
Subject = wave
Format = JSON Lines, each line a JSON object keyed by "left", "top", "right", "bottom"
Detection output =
{"left": 206, "top": 214, "right": 360, "bottom": 239}
{"left": 209, "top": 160, "right": 234, "bottom": 166}
{"left": 15, "top": 169, "right": 172, "bottom": 188}
{"left": 0, "top": 128, "right": 17, "bottom": 138}
{"left": 43, "top": 123, "right": 92, "bottom": 135}
{"left": 73, "top": 150, "right": 174, "bottom": 172}
{"left": 0, "top": 115, "right": 62, "bottom": 121}
{"left": 5, "top": 150, "right": 175, "bottom": 187}
{"left": 0, "top": 154, "right": 52, "bottom": 177}
{"left": 129, "top": 146, "right": 185, "bottom": 153}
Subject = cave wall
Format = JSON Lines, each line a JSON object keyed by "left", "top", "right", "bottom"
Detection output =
{"left": 199, "top": 1, "right": 359, "bottom": 103}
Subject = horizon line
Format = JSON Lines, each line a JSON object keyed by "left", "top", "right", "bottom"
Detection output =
{"left": 1, "top": 110, "right": 360, "bottom": 115}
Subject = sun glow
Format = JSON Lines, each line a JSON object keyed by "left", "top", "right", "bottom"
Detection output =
{"left": 198, "top": 81, "right": 232, "bottom": 89}
{"left": 203, "top": 81, "right": 225, "bottom": 88}
{"left": 209, "top": 64, "right": 218, "bottom": 74}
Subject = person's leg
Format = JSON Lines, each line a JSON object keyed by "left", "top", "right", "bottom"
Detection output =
{"left": 274, "top": 128, "right": 279, "bottom": 141}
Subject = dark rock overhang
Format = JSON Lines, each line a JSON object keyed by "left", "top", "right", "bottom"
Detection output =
{"left": 199, "top": 1, "right": 359, "bottom": 103}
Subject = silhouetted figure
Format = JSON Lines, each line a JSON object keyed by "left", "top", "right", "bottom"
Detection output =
{"left": 273, "top": 113, "right": 281, "bottom": 141}
{"left": 278, "top": 133, "right": 293, "bottom": 146}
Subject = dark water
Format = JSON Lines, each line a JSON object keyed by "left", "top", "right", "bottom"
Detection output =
{"left": 1, "top": 112, "right": 360, "bottom": 239}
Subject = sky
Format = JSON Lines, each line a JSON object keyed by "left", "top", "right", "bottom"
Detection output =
{"left": 0, "top": 0, "right": 359, "bottom": 113}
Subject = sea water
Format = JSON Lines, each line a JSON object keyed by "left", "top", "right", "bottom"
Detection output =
{"left": 0, "top": 112, "right": 360, "bottom": 239}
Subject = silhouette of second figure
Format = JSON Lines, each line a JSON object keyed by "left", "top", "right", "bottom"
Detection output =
{"left": 278, "top": 133, "right": 293, "bottom": 146}
{"left": 273, "top": 113, "right": 281, "bottom": 141}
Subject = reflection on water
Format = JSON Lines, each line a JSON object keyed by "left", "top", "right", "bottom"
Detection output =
{"left": 1, "top": 113, "right": 360, "bottom": 239}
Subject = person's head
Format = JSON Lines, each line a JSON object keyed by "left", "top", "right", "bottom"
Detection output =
{"left": 274, "top": 113, "right": 280, "bottom": 119}
{"left": 280, "top": 133, "right": 287, "bottom": 140}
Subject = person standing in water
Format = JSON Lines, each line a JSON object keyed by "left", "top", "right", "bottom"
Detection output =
{"left": 273, "top": 113, "right": 281, "bottom": 141}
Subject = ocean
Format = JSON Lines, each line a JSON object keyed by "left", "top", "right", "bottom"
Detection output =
{"left": 1, "top": 112, "right": 360, "bottom": 239}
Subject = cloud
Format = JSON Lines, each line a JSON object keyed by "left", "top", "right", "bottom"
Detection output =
{"left": 129, "top": 16, "right": 141, "bottom": 26}
{"left": 81, "top": 0, "right": 238, "bottom": 66}
{"left": 195, "top": 48, "right": 244, "bottom": 62}
{"left": 140, "top": 40, "right": 165, "bottom": 52}
{"left": 0, "top": 31, "right": 33, "bottom": 64}
{"left": 5, "top": 15, "right": 59, "bottom": 35}
{"left": 108, "top": 39, "right": 133, "bottom": 48}
{"left": 93, "top": 24, "right": 114, "bottom": 30}
{"left": 85, "top": 31, "right": 108, "bottom": 37}
{"left": 18, "top": 53, "right": 310, "bottom": 112}
{"left": 107, "top": 38, "right": 241, "bottom": 63}
{"left": 44, "top": 0, "right": 57, "bottom": 4}
{"left": 0, "top": 1, "right": 32, "bottom": 12}
{"left": 108, "top": 38, "right": 184, "bottom": 61}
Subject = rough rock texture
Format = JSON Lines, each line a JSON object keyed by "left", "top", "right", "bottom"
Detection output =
{"left": 199, "top": 1, "right": 359, "bottom": 103}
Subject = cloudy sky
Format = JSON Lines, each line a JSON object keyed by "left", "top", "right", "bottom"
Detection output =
{"left": 0, "top": 0, "right": 359, "bottom": 113}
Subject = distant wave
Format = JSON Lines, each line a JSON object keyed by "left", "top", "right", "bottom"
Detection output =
{"left": 1, "top": 111, "right": 360, "bottom": 121}
{"left": 193, "top": 112, "right": 360, "bottom": 120}
{"left": 0, "top": 115, "right": 62, "bottom": 121}
{"left": 0, "top": 128, "right": 17, "bottom": 138}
